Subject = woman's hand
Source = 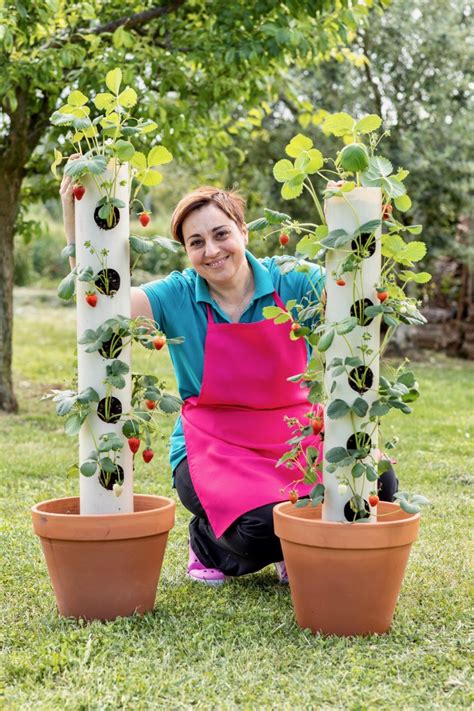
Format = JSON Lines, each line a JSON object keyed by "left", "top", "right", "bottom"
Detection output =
{"left": 60, "top": 154, "right": 80, "bottom": 246}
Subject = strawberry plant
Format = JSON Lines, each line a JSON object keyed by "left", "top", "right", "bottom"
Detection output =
{"left": 47, "top": 69, "right": 183, "bottom": 515}
{"left": 251, "top": 112, "right": 431, "bottom": 521}
{"left": 51, "top": 68, "right": 172, "bottom": 229}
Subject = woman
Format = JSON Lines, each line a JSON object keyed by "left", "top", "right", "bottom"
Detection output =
{"left": 61, "top": 181, "right": 398, "bottom": 585}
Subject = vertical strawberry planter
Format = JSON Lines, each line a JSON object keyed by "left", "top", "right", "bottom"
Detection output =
{"left": 76, "top": 161, "right": 134, "bottom": 513}
{"left": 31, "top": 69, "right": 180, "bottom": 621}
{"left": 323, "top": 187, "right": 382, "bottom": 523}
{"left": 256, "top": 113, "right": 431, "bottom": 635}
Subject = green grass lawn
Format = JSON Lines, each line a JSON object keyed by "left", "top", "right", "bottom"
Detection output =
{"left": 2, "top": 290, "right": 473, "bottom": 710}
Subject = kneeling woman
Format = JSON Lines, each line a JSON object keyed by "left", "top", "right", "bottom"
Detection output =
{"left": 136, "top": 187, "right": 398, "bottom": 584}
{"left": 61, "top": 182, "right": 399, "bottom": 584}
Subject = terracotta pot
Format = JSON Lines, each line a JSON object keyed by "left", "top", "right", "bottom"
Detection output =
{"left": 274, "top": 501, "right": 420, "bottom": 636}
{"left": 31, "top": 494, "right": 175, "bottom": 621}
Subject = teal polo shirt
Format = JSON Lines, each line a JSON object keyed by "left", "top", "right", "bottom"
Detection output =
{"left": 140, "top": 250, "right": 325, "bottom": 474}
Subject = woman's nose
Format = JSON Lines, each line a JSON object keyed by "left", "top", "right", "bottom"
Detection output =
{"left": 204, "top": 241, "right": 220, "bottom": 257}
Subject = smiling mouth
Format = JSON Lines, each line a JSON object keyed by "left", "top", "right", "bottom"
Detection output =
{"left": 206, "top": 256, "right": 229, "bottom": 268}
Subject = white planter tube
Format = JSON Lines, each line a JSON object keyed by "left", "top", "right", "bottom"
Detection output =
{"left": 323, "top": 187, "right": 382, "bottom": 522}
{"left": 75, "top": 162, "right": 133, "bottom": 514}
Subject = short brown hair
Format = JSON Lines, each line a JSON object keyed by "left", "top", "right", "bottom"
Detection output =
{"left": 170, "top": 186, "right": 246, "bottom": 245}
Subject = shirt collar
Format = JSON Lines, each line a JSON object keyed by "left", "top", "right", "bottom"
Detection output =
{"left": 195, "top": 250, "right": 275, "bottom": 304}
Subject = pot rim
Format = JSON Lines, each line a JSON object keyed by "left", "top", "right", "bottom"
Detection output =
{"left": 31, "top": 494, "right": 174, "bottom": 519}
{"left": 274, "top": 501, "right": 420, "bottom": 550}
{"left": 31, "top": 494, "right": 175, "bottom": 541}
{"left": 274, "top": 500, "right": 420, "bottom": 529}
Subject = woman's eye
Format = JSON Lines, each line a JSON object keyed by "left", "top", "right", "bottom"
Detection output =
{"left": 191, "top": 240, "right": 203, "bottom": 247}
{"left": 216, "top": 231, "right": 228, "bottom": 238}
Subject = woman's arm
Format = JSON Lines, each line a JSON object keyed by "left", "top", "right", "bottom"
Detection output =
{"left": 60, "top": 165, "right": 154, "bottom": 323}
{"left": 131, "top": 287, "right": 154, "bottom": 321}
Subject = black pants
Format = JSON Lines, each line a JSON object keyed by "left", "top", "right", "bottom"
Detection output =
{"left": 174, "top": 458, "right": 399, "bottom": 577}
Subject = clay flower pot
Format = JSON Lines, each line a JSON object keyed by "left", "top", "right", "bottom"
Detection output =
{"left": 31, "top": 494, "right": 175, "bottom": 621}
{"left": 274, "top": 501, "right": 420, "bottom": 636}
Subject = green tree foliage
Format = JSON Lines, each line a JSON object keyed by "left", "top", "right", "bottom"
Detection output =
{"left": 0, "top": 0, "right": 380, "bottom": 411}
{"left": 233, "top": 0, "right": 473, "bottom": 267}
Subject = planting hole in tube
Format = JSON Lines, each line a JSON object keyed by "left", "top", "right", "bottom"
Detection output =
{"left": 344, "top": 496, "right": 370, "bottom": 522}
{"left": 346, "top": 432, "right": 372, "bottom": 458}
{"left": 348, "top": 366, "right": 374, "bottom": 394}
{"left": 351, "top": 231, "right": 376, "bottom": 259}
{"left": 99, "top": 335, "right": 123, "bottom": 359}
{"left": 350, "top": 298, "right": 375, "bottom": 327}
{"left": 99, "top": 463, "right": 124, "bottom": 491}
{"left": 94, "top": 268, "right": 121, "bottom": 296}
{"left": 93, "top": 206, "right": 120, "bottom": 231}
{"left": 97, "top": 396, "right": 122, "bottom": 424}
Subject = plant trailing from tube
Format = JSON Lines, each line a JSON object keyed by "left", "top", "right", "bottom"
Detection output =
{"left": 50, "top": 67, "right": 173, "bottom": 229}
{"left": 252, "top": 111, "right": 431, "bottom": 518}
{"left": 47, "top": 68, "right": 183, "bottom": 497}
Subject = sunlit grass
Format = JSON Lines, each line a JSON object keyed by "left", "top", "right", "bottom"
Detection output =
{"left": 2, "top": 292, "right": 472, "bottom": 709}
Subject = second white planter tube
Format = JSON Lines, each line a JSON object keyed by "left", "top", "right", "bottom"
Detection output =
{"left": 323, "top": 187, "right": 382, "bottom": 523}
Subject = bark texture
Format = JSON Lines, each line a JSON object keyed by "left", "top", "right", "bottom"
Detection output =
{"left": 0, "top": 90, "right": 49, "bottom": 411}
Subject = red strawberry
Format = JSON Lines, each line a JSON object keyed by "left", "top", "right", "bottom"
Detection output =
{"left": 152, "top": 335, "right": 166, "bottom": 350}
{"left": 289, "top": 489, "right": 298, "bottom": 504}
{"left": 73, "top": 185, "right": 85, "bottom": 201}
{"left": 279, "top": 233, "right": 289, "bottom": 246}
{"left": 85, "top": 292, "right": 97, "bottom": 308}
{"left": 369, "top": 494, "right": 379, "bottom": 507}
{"left": 128, "top": 437, "right": 140, "bottom": 454}
{"left": 145, "top": 400, "right": 156, "bottom": 410}
{"left": 139, "top": 212, "right": 151, "bottom": 227}
{"left": 336, "top": 279, "right": 346, "bottom": 286}
{"left": 377, "top": 290, "right": 389, "bottom": 303}
{"left": 311, "top": 416, "right": 324, "bottom": 435}
{"left": 142, "top": 448, "right": 154, "bottom": 463}
{"left": 382, "top": 204, "right": 393, "bottom": 220}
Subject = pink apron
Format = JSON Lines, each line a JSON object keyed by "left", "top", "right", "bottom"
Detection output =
{"left": 181, "top": 292, "right": 323, "bottom": 538}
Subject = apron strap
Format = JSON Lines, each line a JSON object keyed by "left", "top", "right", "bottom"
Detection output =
{"left": 206, "top": 303, "right": 215, "bottom": 323}
{"left": 273, "top": 291, "right": 286, "bottom": 310}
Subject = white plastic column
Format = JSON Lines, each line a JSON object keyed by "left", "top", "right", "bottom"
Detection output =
{"left": 323, "top": 187, "right": 382, "bottom": 522}
{"left": 75, "top": 162, "right": 133, "bottom": 514}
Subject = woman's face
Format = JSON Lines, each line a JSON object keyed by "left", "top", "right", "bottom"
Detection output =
{"left": 182, "top": 203, "right": 249, "bottom": 286}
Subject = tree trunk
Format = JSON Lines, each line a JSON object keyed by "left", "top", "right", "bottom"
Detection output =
{"left": 0, "top": 172, "right": 22, "bottom": 412}
{"left": 0, "top": 90, "right": 49, "bottom": 412}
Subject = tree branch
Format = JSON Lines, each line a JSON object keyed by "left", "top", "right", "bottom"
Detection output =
{"left": 361, "top": 31, "right": 383, "bottom": 119}
{"left": 89, "top": 0, "right": 187, "bottom": 36}
{"left": 45, "top": 0, "right": 187, "bottom": 49}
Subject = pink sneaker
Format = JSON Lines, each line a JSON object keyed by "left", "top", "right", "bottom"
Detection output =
{"left": 274, "top": 560, "right": 288, "bottom": 584}
{"left": 187, "top": 543, "right": 227, "bottom": 586}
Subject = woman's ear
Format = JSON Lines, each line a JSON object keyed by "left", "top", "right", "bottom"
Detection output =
{"left": 242, "top": 225, "right": 249, "bottom": 245}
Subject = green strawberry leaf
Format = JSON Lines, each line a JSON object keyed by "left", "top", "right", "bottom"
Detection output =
{"left": 273, "top": 159, "right": 295, "bottom": 182}
{"left": 285, "top": 134, "right": 313, "bottom": 157}
{"left": 130, "top": 235, "right": 155, "bottom": 253}
{"left": 106, "top": 67, "right": 122, "bottom": 94}
{"left": 247, "top": 217, "right": 269, "bottom": 232}
{"left": 80, "top": 460, "right": 97, "bottom": 477}
{"left": 159, "top": 393, "right": 183, "bottom": 414}
{"left": 323, "top": 112, "right": 355, "bottom": 137}
{"left": 351, "top": 397, "right": 369, "bottom": 417}
{"left": 263, "top": 208, "right": 292, "bottom": 224}
{"left": 281, "top": 175, "right": 305, "bottom": 200}
{"left": 317, "top": 329, "right": 335, "bottom": 352}
{"left": 398, "top": 499, "right": 421, "bottom": 514}
{"left": 355, "top": 114, "right": 382, "bottom": 134}
{"left": 57, "top": 270, "right": 77, "bottom": 300}
{"left": 327, "top": 399, "right": 350, "bottom": 419}
{"left": 326, "top": 446, "right": 350, "bottom": 463}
